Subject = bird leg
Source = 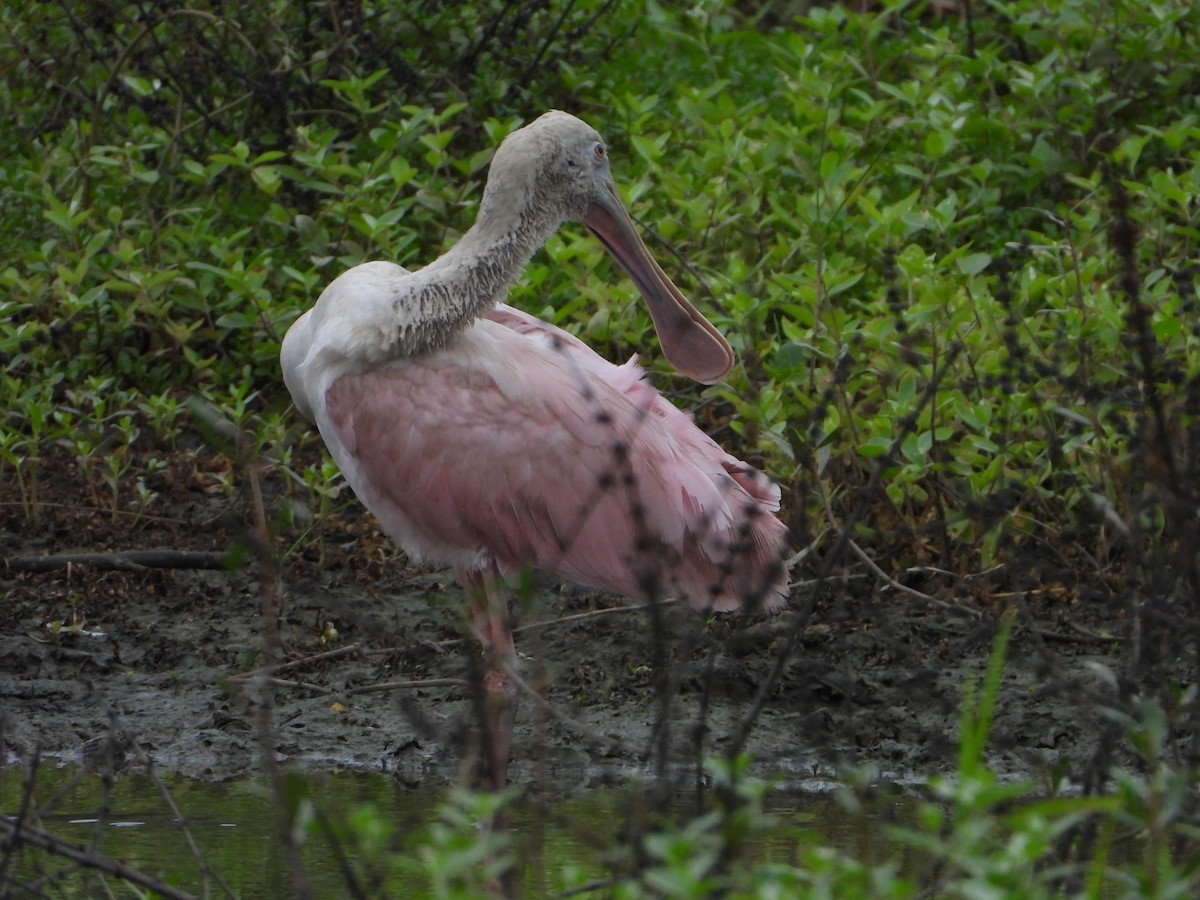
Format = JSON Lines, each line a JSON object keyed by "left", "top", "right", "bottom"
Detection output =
{"left": 461, "top": 566, "right": 518, "bottom": 790}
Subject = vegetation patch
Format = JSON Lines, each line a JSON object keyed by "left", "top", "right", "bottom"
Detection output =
{"left": 2, "top": 0, "right": 1199, "bottom": 896}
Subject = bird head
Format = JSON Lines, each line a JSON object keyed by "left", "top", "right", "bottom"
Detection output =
{"left": 483, "top": 110, "right": 734, "bottom": 384}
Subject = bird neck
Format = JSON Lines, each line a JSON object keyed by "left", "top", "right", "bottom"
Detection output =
{"left": 400, "top": 200, "right": 558, "bottom": 354}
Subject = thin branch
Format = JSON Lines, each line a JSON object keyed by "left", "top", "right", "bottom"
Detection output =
{"left": 902, "top": 563, "right": 1008, "bottom": 581}
{"left": 0, "top": 746, "right": 41, "bottom": 884}
{"left": 123, "top": 738, "right": 239, "bottom": 898}
{"left": 239, "top": 676, "right": 336, "bottom": 695}
{"left": 847, "top": 538, "right": 982, "bottom": 618}
{"left": 189, "top": 392, "right": 315, "bottom": 900}
{"left": 228, "top": 644, "right": 363, "bottom": 681}
{"left": 514, "top": 598, "right": 678, "bottom": 635}
{"left": 784, "top": 529, "right": 827, "bottom": 571}
{"left": 379, "top": 599, "right": 686, "bottom": 654}
{"left": 455, "top": 610, "right": 635, "bottom": 759}
{"left": 1030, "top": 621, "right": 1122, "bottom": 646}
{"left": 342, "top": 677, "right": 466, "bottom": 697}
{"left": 0, "top": 501, "right": 187, "bottom": 525}
{"left": 3, "top": 550, "right": 230, "bottom": 574}
{"left": 484, "top": 637, "right": 628, "bottom": 758}
{"left": 0, "top": 816, "right": 198, "bottom": 900}
{"left": 727, "top": 340, "right": 967, "bottom": 758}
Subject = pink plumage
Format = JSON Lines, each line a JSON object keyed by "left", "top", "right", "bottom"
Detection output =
{"left": 282, "top": 111, "right": 789, "bottom": 787}
{"left": 324, "top": 304, "right": 788, "bottom": 612}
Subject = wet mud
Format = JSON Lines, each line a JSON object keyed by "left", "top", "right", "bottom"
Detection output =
{"left": 1, "top": 454, "right": 1124, "bottom": 789}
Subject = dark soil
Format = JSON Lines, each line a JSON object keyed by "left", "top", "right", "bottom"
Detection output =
{"left": 1, "top": 443, "right": 1128, "bottom": 789}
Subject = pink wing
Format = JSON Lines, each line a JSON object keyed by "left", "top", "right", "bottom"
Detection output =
{"left": 324, "top": 305, "right": 788, "bottom": 612}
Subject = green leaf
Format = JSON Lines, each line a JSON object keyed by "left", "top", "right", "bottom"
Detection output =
{"left": 923, "top": 129, "right": 947, "bottom": 158}
{"left": 215, "top": 312, "right": 258, "bottom": 329}
{"left": 957, "top": 252, "right": 991, "bottom": 276}
{"left": 120, "top": 74, "right": 157, "bottom": 97}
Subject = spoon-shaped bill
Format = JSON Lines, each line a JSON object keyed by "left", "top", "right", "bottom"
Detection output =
{"left": 583, "top": 184, "right": 733, "bottom": 384}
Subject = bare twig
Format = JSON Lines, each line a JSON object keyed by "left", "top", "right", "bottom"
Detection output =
{"left": 784, "top": 529, "right": 827, "bottom": 571}
{"left": 486, "top": 645, "right": 628, "bottom": 758}
{"left": 0, "top": 815, "right": 198, "bottom": 900}
{"left": 1029, "top": 621, "right": 1121, "bottom": 646}
{"left": 514, "top": 598, "right": 678, "bottom": 635}
{"left": 343, "top": 677, "right": 466, "bottom": 697}
{"left": 0, "top": 501, "right": 188, "bottom": 525}
{"left": 3, "top": 550, "right": 229, "bottom": 574}
{"left": 190, "top": 393, "right": 313, "bottom": 900}
{"left": 902, "top": 563, "right": 1007, "bottom": 581}
{"left": 727, "top": 339, "right": 968, "bottom": 758}
{"left": 377, "top": 599, "right": 685, "bottom": 654}
{"left": 121, "top": 739, "right": 239, "bottom": 898}
{"left": 0, "top": 746, "right": 41, "bottom": 884}
{"left": 241, "top": 676, "right": 336, "bottom": 695}
{"left": 847, "top": 538, "right": 982, "bottom": 618}
{"left": 228, "top": 644, "right": 363, "bottom": 681}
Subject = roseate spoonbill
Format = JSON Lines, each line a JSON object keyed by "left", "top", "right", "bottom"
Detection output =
{"left": 281, "top": 111, "right": 789, "bottom": 788}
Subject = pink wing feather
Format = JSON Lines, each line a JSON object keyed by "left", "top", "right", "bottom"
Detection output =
{"left": 324, "top": 305, "right": 787, "bottom": 612}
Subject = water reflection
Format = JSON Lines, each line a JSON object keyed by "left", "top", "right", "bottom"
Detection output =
{"left": 0, "top": 764, "right": 908, "bottom": 896}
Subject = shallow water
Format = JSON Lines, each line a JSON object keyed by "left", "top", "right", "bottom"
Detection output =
{"left": 0, "top": 763, "right": 915, "bottom": 896}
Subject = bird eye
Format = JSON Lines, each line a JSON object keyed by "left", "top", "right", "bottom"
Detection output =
{"left": 593, "top": 142, "right": 606, "bottom": 161}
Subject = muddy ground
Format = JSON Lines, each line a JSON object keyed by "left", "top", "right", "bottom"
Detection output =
{"left": 0, "top": 445, "right": 1128, "bottom": 790}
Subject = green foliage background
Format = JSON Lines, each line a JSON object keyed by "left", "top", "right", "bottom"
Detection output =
{"left": 4, "top": 0, "right": 1198, "bottom": 585}
{"left": 3, "top": 0, "right": 1200, "bottom": 896}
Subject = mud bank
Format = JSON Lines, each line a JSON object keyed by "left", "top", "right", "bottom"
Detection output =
{"left": 2, "top": 500, "right": 1120, "bottom": 788}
